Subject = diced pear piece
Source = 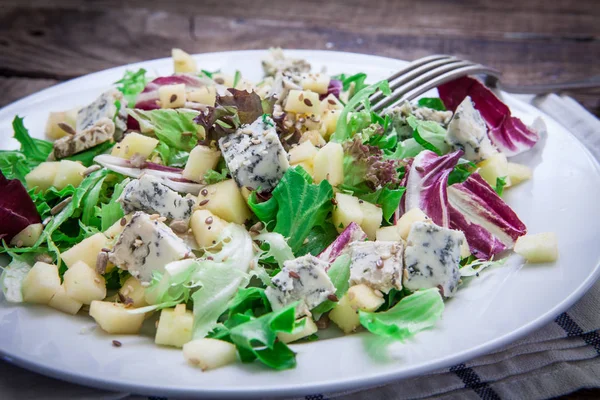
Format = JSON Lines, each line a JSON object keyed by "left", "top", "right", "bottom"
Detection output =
{"left": 514, "top": 232, "right": 558, "bottom": 263}
{"left": 301, "top": 73, "right": 330, "bottom": 94}
{"left": 172, "top": 48, "right": 197, "bottom": 73}
{"left": 328, "top": 294, "right": 360, "bottom": 334}
{"left": 89, "top": 301, "right": 145, "bottom": 334}
{"left": 187, "top": 86, "right": 216, "bottom": 106}
{"left": 321, "top": 109, "right": 341, "bottom": 138}
{"left": 155, "top": 304, "right": 194, "bottom": 348}
{"left": 182, "top": 145, "right": 221, "bottom": 182}
{"left": 277, "top": 317, "right": 318, "bottom": 344}
{"left": 190, "top": 209, "right": 229, "bottom": 248}
{"left": 376, "top": 225, "right": 402, "bottom": 242}
{"left": 45, "top": 108, "right": 79, "bottom": 140}
{"left": 183, "top": 338, "right": 238, "bottom": 371}
{"left": 118, "top": 276, "right": 149, "bottom": 308}
{"left": 320, "top": 94, "right": 343, "bottom": 113}
{"left": 212, "top": 73, "right": 234, "bottom": 87}
{"left": 61, "top": 232, "right": 110, "bottom": 270}
{"left": 477, "top": 153, "right": 511, "bottom": 188}
{"left": 48, "top": 285, "right": 83, "bottom": 315}
{"left": 21, "top": 262, "right": 61, "bottom": 304}
{"left": 332, "top": 193, "right": 363, "bottom": 233}
{"left": 103, "top": 214, "right": 132, "bottom": 240}
{"left": 284, "top": 90, "right": 321, "bottom": 115}
{"left": 159, "top": 84, "right": 186, "bottom": 109}
{"left": 299, "top": 130, "right": 326, "bottom": 147}
{"left": 52, "top": 160, "right": 86, "bottom": 190}
{"left": 289, "top": 141, "right": 318, "bottom": 165}
{"left": 358, "top": 200, "right": 382, "bottom": 240}
{"left": 329, "top": 285, "right": 385, "bottom": 334}
{"left": 111, "top": 132, "right": 158, "bottom": 160}
{"left": 313, "top": 142, "right": 344, "bottom": 186}
{"left": 397, "top": 208, "right": 429, "bottom": 240}
{"left": 10, "top": 223, "right": 43, "bottom": 247}
{"left": 25, "top": 162, "right": 60, "bottom": 192}
{"left": 197, "top": 179, "right": 251, "bottom": 224}
{"left": 507, "top": 162, "right": 532, "bottom": 187}
{"left": 63, "top": 261, "right": 106, "bottom": 304}
{"left": 295, "top": 161, "right": 314, "bottom": 177}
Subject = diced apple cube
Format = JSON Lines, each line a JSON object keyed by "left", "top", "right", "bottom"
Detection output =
{"left": 477, "top": 153, "right": 511, "bottom": 188}
{"left": 25, "top": 162, "right": 60, "bottom": 192}
{"left": 183, "top": 338, "right": 238, "bottom": 371}
{"left": 48, "top": 285, "right": 83, "bottom": 315}
{"left": 397, "top": 208, "right": 429, "bottom": 240}
{"left": 289, "top": 141, "right": 318, "bottom": 165}
{"left": 313, "top": 142, "right": 344, "bottom": 186}
{"left": 332, "top": 193, "right": 363, "bottom": 233}
{"left": 301, "top": 73, "right": 330, "bottom": 94}
{"left": 187, "top": 86, "right": 217, "bottom": 106}
{"left": 329, "top": 294, "right": 360, "bottom": 334}
{"left": 61, "top": 232, "right": 110, "bottom": 270}
{"left": 159, "top": 84, "right": 186, "bottom": 109}
{"left": 63, "top": 261, "right": 106, "bottom": 304}
{"left": 89, "top": 301, "right": 145, "bottom": 334}
{"left": 358, "top": 200, "right": 382, "bottom": 240}
{"left": 277, "top": 317, "right": 318, "bottom": 344}
{"left": 10, "top": 223, "right": 43, "bottom": 247}
{"left": 376, "top": 225, "right": 402, "bottom": 242}
{"left": 22, "top": 262, "right": 61, "bottom": 304}
{"left": 299, "top": 130, "right": 326, "bottom": 147}
{"left": 507, "top": 162, "right": 532, "bottom": 187}
{"left": 119, "top": 276, "right": 149, "bottom": 308}
{"left": 284, "top": 90, "right": 321, "bottom": 115}
{"left": 321, "top": 110, "right": 341, "bottom": 138}
{"left": 111, "top": 132, "right": 159, "bottom": 160}
{"left": 514, "top": 232, "right": 558, "bottom": 263}
{"left": 172, "top": 48, "right": 197, "bottom": 73}
{"left": 212, "top": 73, "right": 234, "bottom": 87}
{"left": 320, "top": 94, "right": 343, "bottom": 113}
{"left": 190, "top": 209, "right": 229, "bottom": 248}
{"left": 197, "top": 179, "right": 251, "bottom": 224}
{"left": 45, "top": 108, "right": 79, "bottom": 140}
{"left": 155, "top": 304, "right": 194, "bottom": 347}
{"left": 182, "top": 145, "right": 221, "bottom": 183}
{"left": 294, "top": 161, "right": 314, "bottom": 177}
{"left": 53, "top": 160, "right": 86, "bottom": 190}
{"left": 329, "top": 285, "right": 383, "bottom": 334}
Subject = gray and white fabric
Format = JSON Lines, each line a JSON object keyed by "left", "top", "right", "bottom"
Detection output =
{"left": 1, "top": 94, "right": 598, "bottom": 400}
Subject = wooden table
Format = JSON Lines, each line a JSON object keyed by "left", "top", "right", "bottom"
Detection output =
{"left": 0, "top": 1, "right": 599, "bottom": 398}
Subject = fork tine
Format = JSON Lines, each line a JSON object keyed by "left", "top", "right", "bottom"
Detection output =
{"left": 371, "top": 64, "right": 501, "bottom": 113}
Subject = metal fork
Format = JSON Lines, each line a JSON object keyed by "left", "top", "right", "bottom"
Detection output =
{"left": 361, "top": 54, "right": 600, "bottom": 114}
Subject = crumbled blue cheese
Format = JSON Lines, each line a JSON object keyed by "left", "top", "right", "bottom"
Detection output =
{"left": 0, "top": 260, "right": 31, "bottom": 303}
{"left": 108, "top": 212, "right": 192, "bottom": 283}
{"left": 349, "top": 241, "right": 403, "bottom": 294}
{"left": 261, "top": 48, "right": 311, "bottom": 77}
{"left": 118, "top": 175, "right": 195, "bottom": 221}
{"left": 387, "top": 101, "right": 453, "bottom": 140}
{"left": 218, "top": 115, "right": 289, "bottom": 192}
{"left": 403, "top": 221, "right": 465, "bottom": 297}
{"left": 445, "top": 96, "right": 497, "bottom": 162}
{"left": 77, "top": 89, "right": 125, "bottom": 133}
{"left": 265, "top": 254, "right": 335, "bottom": 317}
{"left": 53, "top": 117, "right": 115, "bottom": 159}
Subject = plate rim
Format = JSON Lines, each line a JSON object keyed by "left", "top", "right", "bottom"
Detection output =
{"left": 1, "top": 49, "right": 600, "bottom": 398}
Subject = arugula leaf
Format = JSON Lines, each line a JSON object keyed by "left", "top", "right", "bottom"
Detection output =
{"left": 100, "top": 178, "right": 128, "bottom": 231}
{"left": 0, "top": 152, "right": 31, "bottom": 183}
{"left": 417, "top": 98, "right": 446, "bottom": 111}
{"left": 448, "top": 161, "right": 476, "bottom": 186}
{"left": 248, "top": 167, "right": 333, "bottom": 253}
{"left": 333, "top": 72, "right": 368, "bottom": 94}
{"left": 232, "top": 70, "right": 242, "bottom": 88}
{"left": 63, "top": 141, "right": 114, "bottom": 167}
{"left": 389, "top": 116, "right": 450, "bottom": 159}
{"left": 128, "top": 109, "right": 200, "bottom": 151}
{"left": 81, "top": 174, "right": 107, "bottom": 228}
{"left": 359, "top": 288, "right": 444, "bottom": 340}
{"left": 13, "top": 116, "right": 53, "bottom": 162}
{"left": 495, "top": 176, "right": 507, "bottom": 196}
{"left": 227, "top": 287, "right": 271, "bottom": 317}
{"left": 115, "top": 68, "right": 148, "bottom": 107}
{"left": 312, "top": 254, "right": 351, "bottom": 314}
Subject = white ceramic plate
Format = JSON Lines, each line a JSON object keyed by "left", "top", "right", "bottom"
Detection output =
{"left": 1, "top": 50, "right": 599, "bottom": 399}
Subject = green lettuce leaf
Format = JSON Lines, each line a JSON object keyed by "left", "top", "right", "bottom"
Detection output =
{"left": 203, "top": 168, "right": 229, "bottom": 184}
{"left": 128, "top": 109, "right": 200, "bottom": 151}
{"left": 312, "top": 254, "right": 351, "bottom": 314}
{"left": 13, "top": 116, "right": 53, "bottom": 162}
{"left": 417, "top": 98, "right": 446, "bottom": 111}
{"left": 359, "top": 288, "right": 444, "bottom": 340}
{"left": 0, "top": 152, "right": 31, "bottom": 183}
{"left": 100, "top": 178, "right": 128, "bottom": 231}
{"left": 294, "top": 222, "right": 338, "bottom": 257}
{"left": 495, "top": 176, "right": 508, "bottom": 196}
{"left": 389, "top": 115, "right": 450, "bottom": 160}
{"left": 115, "top": 68, "right": 148, "bottom": 107}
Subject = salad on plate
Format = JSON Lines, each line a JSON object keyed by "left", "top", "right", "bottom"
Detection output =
{"left": 0, "top": 48, "right": 559, "bottom": 372}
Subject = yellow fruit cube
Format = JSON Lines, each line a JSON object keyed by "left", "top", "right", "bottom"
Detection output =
{"left": 53, "top": 160, "right": 86, "bottom": 190}
{"left": 329, "top": 294, "right": 360, "bottom": 334}
{"left": 358, "top": 200, "right": 382, "bottom": 240}
{"left": 321, "top": 110, "right": 341, "bottom": 138}
{"left": 277, "top": 317, "right": 318, "bottom": 344}
{"left": 172, "top": 48, "right": 197, "bottom": 73}
{"left": 332, "top": 193, "right": 363, "bottom": 233}
{"left": 397, "top": 208, "right": 429, "bottom": 240}
{"left": 301, "top": 73, "right": 330, "bottom": 94}
{"left": 190, "top": 209, "right": 229, "bottom": 248}
{"left": 299, "top": 130, "right": 326, "bottom": 147}
{"left": 45, "top": 108, "right": 79, "bottom": 140}
{"left": 111, "top": 132, "right": 159, "bottom": 160}
{"left": 289, "top": 141, "right": 318, "bottom": 165}
{"left": 25, "top": 162, "right": 60, "bottom": 192}
{"left": 182, "top": 145, "right": 221, "bottom": 183}
{"left": 477, "top": 153, "right": 511, "bottom": 188}
{"left": 118, "top": 276, "right": 149, "bottom": 308}
{"left": 48, "top": 285, "right": 83, "bottom": 315}
{"left": 155, "top": 304, "right": 194, "bottom": 348}
{"left": 507, "top": 162, "right": 532, "bottom": 187}
{"left": 375, "top": 225, "right": 402, "bottom": 242}
{"left": 284, "top": 90, "right": 322, "bottom": 115}
{"left": 347, "top": 284, "right": 385, "bottom": 312}
{"left": 514, "top": 232, "right": 558, "bottom": 263}
{"left": 22, "top": 262, "right": 61, "bottom": 304}
{"left": 320, "top": 94, "right": 343, "bottom": 113}
{"left": 61, "top": 232, "right": 110, "bottom": 270}
{"left": 63, "top": 261, "right": 106, "bottom": 305}
{"left": 89, "top": 301, "right": 145, "bottom": 334}
{"left": 187, "top": 86, "right": 216, "bottom": 106}
{"left": 159, "top": 84, "right": 186, "bottom": 109}
{"left": 10, "top": 223, "right": 43, "bottom": 247}
{"left": 313, "top": 142, "right": 344, "bottom": 186}
{"left": 197, "top": 179, "right": 251, "bottom": 224}
{"left": 183, "top": 338, "right": 238, "bottom": 371}
{"left": 212, "top": 73, "right": 234, "bottom": 87}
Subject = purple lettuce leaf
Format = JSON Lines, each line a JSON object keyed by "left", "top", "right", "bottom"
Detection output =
{"left": 318, "top": 222, "right": 367, "bottom": 266}
{"left": 0, "top": 172, "right": 42, "bottom": 242}
{"left": 320, "top": 79, "right": 343, "bottom": 100}
{"left": 438, "top": 77, "right": 540, "bottom": 157}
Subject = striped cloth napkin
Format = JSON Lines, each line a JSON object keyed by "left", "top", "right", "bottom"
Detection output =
{"left": 1, "top": 94, "right": 598, "bottom": 400}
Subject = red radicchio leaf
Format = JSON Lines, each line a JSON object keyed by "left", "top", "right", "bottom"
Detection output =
{"left": 438, "top": 76, "right": 539, "bottom": 157}
{"left": 320, "top": 79, "right": 343, "bottom": 100}
{"left": 318, "top": 222, "right": 367, "bottom": 266}
{"left": 0, "top": 172, "right": 42, "bottom": 242}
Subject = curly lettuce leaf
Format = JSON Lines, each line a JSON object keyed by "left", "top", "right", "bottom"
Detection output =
{"left": 359, "top": 288, "right": 444, "bottom": 340}
{"left": 115, "top": 68, "right": 148, "bottom": 107}
{"left": 417, "top": 97, "right": 446, "bottom": 111}
{"left": 128, "top": 109, "right": 200, "bottom": 151}
{"left": 390, "top": 115, "right": 450, "bottom": 159}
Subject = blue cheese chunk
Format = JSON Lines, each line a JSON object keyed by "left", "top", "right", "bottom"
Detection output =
{"left": 218, "top": 115, "right": 289, "bottom": 192}
{"left": 118, "top": 175, "right": 195, "bottom": 221}
{"left": 349, "top": 241, "right": 403, "bottom": 294}
{"left": 77, "top": 89, "right": 125, "bottom": 133}
{"left": 108, "top": 212, "right": 192, "bottom": 283}
{"left": 265, "top": 254, "right": 335, "bottom": 317}
{"left": 387, "top": 101, "right": 453, "bottom": 140}
{"left": 403, "top": 222, "right": 465, "bottom": 297}
{"left": 445, "top": 96, "right": 497, "bottom": 162}
{"left": 53, "top": 117, "right": 115, "bottom": 159}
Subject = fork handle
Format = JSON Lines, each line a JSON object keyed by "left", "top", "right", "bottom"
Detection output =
{"left": 488, "top": 76, "right": 600, "bottom": 95}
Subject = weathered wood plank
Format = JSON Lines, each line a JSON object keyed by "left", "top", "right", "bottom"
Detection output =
{"left": 0, "top": 77, "right": 59, "bottom": 107}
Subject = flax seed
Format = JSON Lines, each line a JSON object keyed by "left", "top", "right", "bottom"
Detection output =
{"left": 288, "top": 271, "right": 300, "bottom": 279}
{"left": 112, "top": 340, "right": 122, "bottom": 347}
{"left": 303, "top": 98, "right": 313, "bottom": 107}
{"left": 199, "top": 199, "right": 209, "bottom": 206}
{"left": 57, "top": 122, "right": 76, "bottom": 135}
{"left": 327, "top": 294, "right": 339, "bottom": 302}
{"left": 170, "top": 94, "right": 178, "bottom": 103}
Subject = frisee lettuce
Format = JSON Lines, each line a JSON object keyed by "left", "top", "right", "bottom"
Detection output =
{"left": 128, "top": 109, "right": 200, "bottom": 152}
{"left": 115, "top": 68, "right": 148, "bottom": 107}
